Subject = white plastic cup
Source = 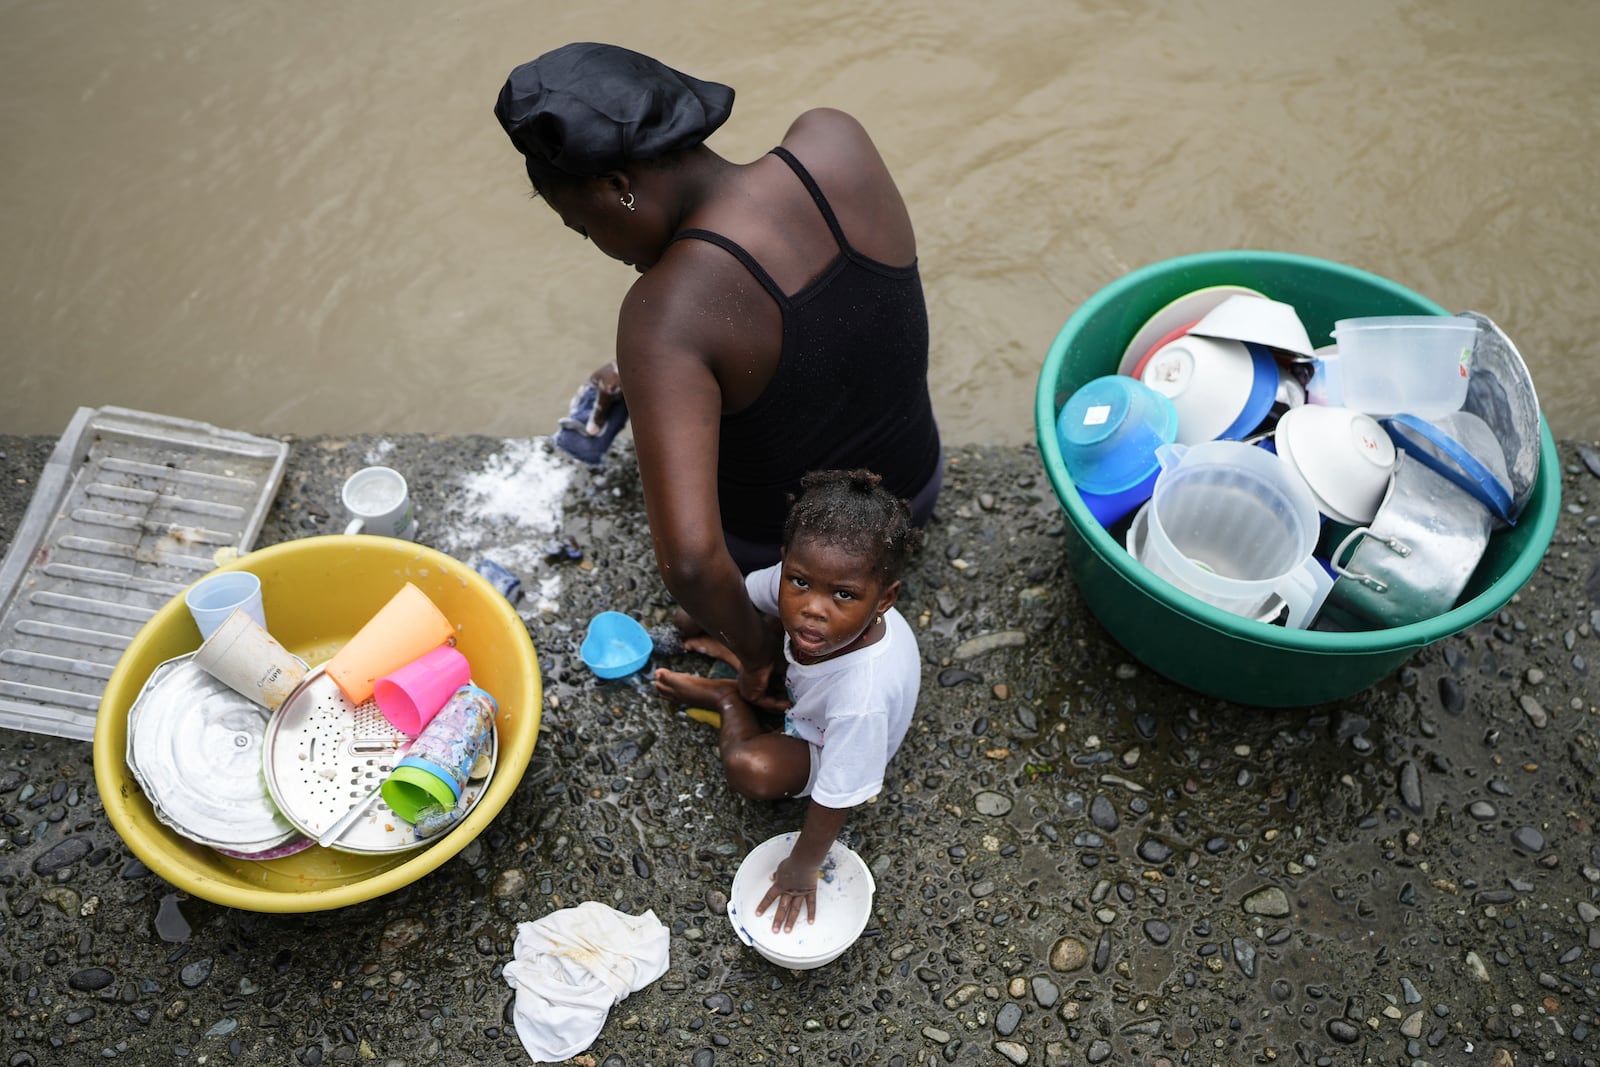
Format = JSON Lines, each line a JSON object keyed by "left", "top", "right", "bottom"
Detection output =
{"left": 184, "top": 571, "right": 265, "bottom": 641}
{"left": 193, "top": 607, "right": 307, "bottom": 712}
{"left": 342, "top": 466, "right": 417, "bottom": 539}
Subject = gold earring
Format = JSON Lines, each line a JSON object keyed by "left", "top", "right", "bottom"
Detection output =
{"left": 620, "top": 192, "right": 635, "bottom": 211}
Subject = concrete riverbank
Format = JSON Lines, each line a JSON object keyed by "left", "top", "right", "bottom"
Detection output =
{"left": 2, "top": 431, "right": 1598, "bottom": 1067}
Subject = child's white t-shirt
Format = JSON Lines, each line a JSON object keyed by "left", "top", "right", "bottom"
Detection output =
{"left": 745, "top": 563, "right": 922, "bottom": 808}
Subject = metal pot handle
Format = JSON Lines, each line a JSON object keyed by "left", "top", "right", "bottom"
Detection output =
{"left": 1330, "top": 526, "right": 1413, "bottom": 594}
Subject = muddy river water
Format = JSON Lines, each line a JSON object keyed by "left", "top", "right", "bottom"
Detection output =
{"left": 2, "top": 0, "right": 1596, "bottom": 444}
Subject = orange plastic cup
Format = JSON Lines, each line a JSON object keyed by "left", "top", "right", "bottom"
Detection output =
{"left": 325, "top": 582, "right": 454, "bottom": 705}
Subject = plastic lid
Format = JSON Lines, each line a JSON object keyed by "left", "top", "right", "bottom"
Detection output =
{"left": 1383, "top": 413, "right": 1515, "bottom": 523}
{"left": 382, "top": 763, "right": 460, "bottom": 823}
{"left": 1333, "top": 315, "right": 1476, "bottom": 333}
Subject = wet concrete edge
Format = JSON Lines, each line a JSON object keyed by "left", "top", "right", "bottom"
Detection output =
{"left": 1, "top": 431, "right": 1598, "bottom": 1067}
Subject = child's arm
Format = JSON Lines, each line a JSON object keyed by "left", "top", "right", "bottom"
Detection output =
{"left": 755, "top": 799, "right": 851, "bottom": 932}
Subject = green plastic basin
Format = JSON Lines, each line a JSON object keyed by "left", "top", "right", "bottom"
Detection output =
{"left": 1034, "top": 250, "right": 1561, "bottom": 707}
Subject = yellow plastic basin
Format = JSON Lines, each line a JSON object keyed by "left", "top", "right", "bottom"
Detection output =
{"left": 93, "top": 536, "right": 542, "bottom": 912}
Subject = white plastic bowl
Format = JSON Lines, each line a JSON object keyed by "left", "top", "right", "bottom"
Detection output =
{"left": 727, "top": 832, "right": 875, "bottom": 969}
{"left": 1189, "top": 294, "right": 1315, "bottom": 359}
{"left": 1139, "top": 335, "right": 1259, "bottom": 444}
{"left": 1115, "top": 284, "right": 1265, "bottom": 377}
{"left": 1276, "top": 405, "right": 1397, "bottom": 524}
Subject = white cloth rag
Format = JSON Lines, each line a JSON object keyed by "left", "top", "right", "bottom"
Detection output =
{"left": 504, "top": 902, "right": 671, "bottom": 1063}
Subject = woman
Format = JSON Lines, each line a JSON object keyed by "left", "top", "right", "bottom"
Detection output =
{"left": 494, "top": 42, "right": 941, "bottom": 706}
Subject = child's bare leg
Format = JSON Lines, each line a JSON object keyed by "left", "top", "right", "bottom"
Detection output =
{"left": 717, "top": 698, "right": 810, "bottom": 800}
{"left": 656, "top": 671, "right": 806, "bottom": 796}
{"left": 671, "top": 607, "right": 704, "bottom": 638}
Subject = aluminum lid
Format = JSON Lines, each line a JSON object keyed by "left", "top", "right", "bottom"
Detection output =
{"left": 126, "top": 654, "right": 300, "bottom": 853}
{"left": 1460, "top": 311, "right": 1541, "bottom": 521}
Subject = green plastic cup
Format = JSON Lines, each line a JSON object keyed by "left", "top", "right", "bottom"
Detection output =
{"left": 381, "top": 764, "right": 457, "bottom": 823}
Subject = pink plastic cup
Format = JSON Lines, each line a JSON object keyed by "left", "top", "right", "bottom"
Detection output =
{"left": 373, "top": 645, "right": 472, "bottom": 735}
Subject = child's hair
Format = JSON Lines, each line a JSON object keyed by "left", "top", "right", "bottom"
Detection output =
{"left": 783, "top": 469, "right": 923, "bottom": 583}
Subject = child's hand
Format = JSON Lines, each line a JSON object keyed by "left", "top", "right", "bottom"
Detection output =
{"left": 755, "top": 855, "right": 819, "bottom": 932}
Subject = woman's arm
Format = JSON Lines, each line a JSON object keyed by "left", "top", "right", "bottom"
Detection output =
{"left": 615, "top": 267, "right": 782, "bottom": 700}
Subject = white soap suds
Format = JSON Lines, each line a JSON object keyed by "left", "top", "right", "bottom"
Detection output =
{"left": 436, "top": 439, "right": 576, "bottom": 584}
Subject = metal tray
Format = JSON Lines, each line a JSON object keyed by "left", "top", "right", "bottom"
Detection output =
{"left": 261, "top": 666, "right": 497, "bottom": 855}
{"left": 125, "top": 653, "right": 301, "bottom": 854}
{"left": 0, "top": 406, "right": 288, "bottom": 740}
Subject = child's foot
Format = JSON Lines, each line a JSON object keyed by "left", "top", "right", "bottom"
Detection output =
{"left": 652, "top": 668, "right": 735, "bottom": 708}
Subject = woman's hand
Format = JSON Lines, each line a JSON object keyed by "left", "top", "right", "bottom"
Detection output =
{"left": 737, "top": 614, "right": 790, "bottom": 711}
{"left": 586, "top": 361, "right": 624, "bottom": 434}
{"left": 754, "top": 854, "right": 819, "bottom": 932}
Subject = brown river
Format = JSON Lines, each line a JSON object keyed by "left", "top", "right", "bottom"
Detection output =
{"left": 3, "top": 0, "right": 1597, "bottom": 446}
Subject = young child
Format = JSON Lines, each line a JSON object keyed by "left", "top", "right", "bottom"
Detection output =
{"left": 653, "top": 469, "right": 923, "bottom": 933}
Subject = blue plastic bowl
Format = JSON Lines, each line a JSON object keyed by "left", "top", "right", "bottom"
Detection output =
{"left": 1079, "top": 467, "right": 1161, "bottom": 528}
{"left": 1218, "top": 342, "right": 1281, "bottom": 439}
{"left": 1056, "top": 375, "right": 1178, "bottom": 495}
{"left": 581, "top": 611, "right": 652, "bottom": 679}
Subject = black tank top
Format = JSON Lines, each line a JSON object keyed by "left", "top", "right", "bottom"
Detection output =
{"left": 670, "top": 146, "right": 941, "bottom": 544}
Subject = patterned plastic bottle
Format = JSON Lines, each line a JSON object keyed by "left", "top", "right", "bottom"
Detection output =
{"left": 396, "top": 684, "right": 496, "bottom": 800}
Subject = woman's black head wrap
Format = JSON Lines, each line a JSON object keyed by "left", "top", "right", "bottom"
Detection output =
{"left": 494, "top": 42, "right": 734, "bottom": 184}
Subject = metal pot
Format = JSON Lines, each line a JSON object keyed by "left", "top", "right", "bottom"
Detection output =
{"left": 1320, "top": 451, "right": 1494, "bottom": 630}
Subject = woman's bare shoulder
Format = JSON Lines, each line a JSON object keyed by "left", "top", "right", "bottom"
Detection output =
{"left": 781, "top": 107, "right": 878, "bottom": 156}
{"left": 778, "top": 108, "right": 900, "bottom": 195}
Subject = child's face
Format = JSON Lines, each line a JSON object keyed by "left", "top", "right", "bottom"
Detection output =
{"left": 776, "top": 534, "right": 899, "bottom": 665}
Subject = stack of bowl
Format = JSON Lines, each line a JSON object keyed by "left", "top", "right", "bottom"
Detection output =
{"left": 1035, "top": 251, "right": 1559, "bottom": 707}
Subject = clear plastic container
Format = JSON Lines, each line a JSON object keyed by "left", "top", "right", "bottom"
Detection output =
{"left": 1330, "top": 315, "right": 1476, "bottom": 418}
{"left": 1140, "top": 441, "right": 1327, "bottom": 626}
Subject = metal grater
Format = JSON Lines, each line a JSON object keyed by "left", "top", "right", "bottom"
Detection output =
{"left": 261, "top": 666, "right": 495, "bottom": 854}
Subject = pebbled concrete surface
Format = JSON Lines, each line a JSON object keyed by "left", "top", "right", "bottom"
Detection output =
{"left": 2, "top": 431, "right": 1599, "bottom": 1067}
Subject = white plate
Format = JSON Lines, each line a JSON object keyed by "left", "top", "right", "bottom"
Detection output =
{"left": 1116, "top": 285, "right": 1266, "bottom": 377}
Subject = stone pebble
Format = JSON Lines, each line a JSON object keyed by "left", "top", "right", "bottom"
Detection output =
{"left": 1049, "top": 936, "right": 1088, "bottom": 972}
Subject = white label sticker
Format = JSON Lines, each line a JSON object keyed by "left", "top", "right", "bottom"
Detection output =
{"left": 1082, "top": 405, "right": 1112, "bottom": 426}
